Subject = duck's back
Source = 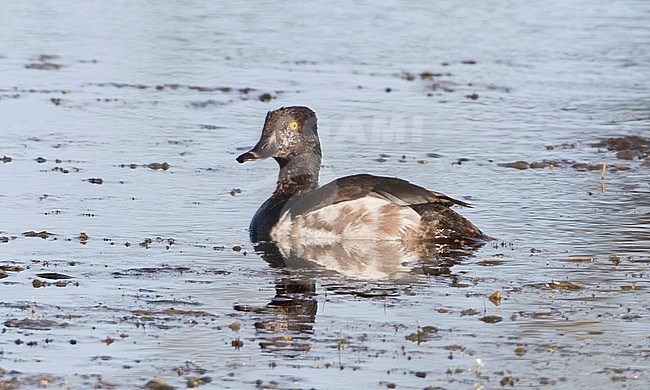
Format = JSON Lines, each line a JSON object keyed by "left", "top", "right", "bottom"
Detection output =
{"left": 269, "top": 174, "right": 486, "bottom": 245}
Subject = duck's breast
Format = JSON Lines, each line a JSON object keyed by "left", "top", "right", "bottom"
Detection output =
{"left": 270, "top": 197, "right": 420, "bottom": 242}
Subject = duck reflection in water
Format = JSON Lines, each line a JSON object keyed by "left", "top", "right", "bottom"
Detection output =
{"left": 254, "top": 239, "right": 481, "bottom": 280}
{"left": 234, "top": 278, "right": 317, "bottom": 357}
{"left": 237, "top": 106, "right": 490, "bottom": 278}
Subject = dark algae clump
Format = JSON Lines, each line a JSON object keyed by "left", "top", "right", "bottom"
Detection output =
{"left": 592, "top": 135, "right": 650, "bottom": 160}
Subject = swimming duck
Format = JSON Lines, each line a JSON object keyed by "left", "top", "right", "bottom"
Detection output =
{"left": 237, "top": 106, "right": 488, "bottom": 246}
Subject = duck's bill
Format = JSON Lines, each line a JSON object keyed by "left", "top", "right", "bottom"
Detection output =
{"left": 236, "top": 150, "right": 262, "bottom": 163}
{"left": 236, "top": 136, "right": 278, "bottom": 163}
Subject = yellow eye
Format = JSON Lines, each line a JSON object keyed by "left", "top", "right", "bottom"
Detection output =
{"left": 289, "top": 121, "right": 299, "bottom": 131}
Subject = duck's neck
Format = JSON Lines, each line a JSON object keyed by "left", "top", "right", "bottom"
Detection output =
{"left": 274, "top": 152, "right": 321, "bottom": 198}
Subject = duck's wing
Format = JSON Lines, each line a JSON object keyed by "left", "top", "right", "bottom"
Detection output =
{"left": 287, "top": 174, "right": 470, "bottom": 217}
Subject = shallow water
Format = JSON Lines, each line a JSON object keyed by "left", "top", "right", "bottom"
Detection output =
{"left": 1, "top": 1, "right": 649, "bottom": 388}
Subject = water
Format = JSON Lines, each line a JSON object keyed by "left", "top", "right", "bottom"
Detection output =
{"left": 1, "top": 0, "right": 649, "bottom": 388}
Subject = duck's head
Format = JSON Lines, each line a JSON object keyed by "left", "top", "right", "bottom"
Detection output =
{"left": 236, "top": 106, "right": 320, "bottom": 164}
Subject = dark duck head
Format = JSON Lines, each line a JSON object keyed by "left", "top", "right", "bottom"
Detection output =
{"left": 237, "top": 106, "right": 321, "bottom": 196}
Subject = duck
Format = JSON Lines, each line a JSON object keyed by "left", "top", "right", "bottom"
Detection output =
{"left": 236, "top": 106, "right": 489, "bottom": 246}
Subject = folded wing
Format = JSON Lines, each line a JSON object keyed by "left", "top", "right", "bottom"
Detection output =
{"left": 286, "top": 174, "right": 470, "bottom": 218}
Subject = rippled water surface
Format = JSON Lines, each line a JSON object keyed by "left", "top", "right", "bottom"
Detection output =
{"left": 1, "top": 1, "right": 649, "bottom": 388}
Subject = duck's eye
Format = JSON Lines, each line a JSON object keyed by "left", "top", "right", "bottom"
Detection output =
{"left": 288, "top": 121, "right": 299, "bottom": 131}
